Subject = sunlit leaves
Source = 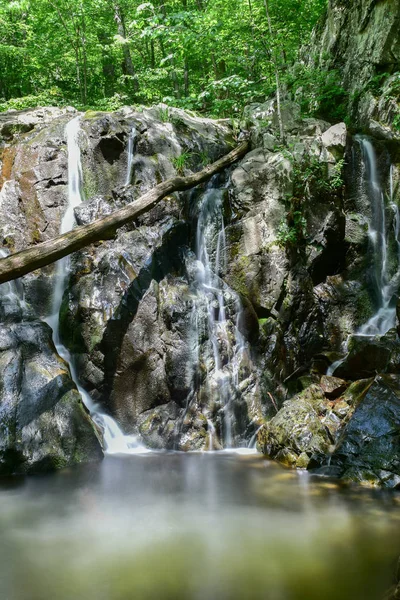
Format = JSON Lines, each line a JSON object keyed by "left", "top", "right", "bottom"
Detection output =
{"left": 0, "top": 0, "right": 328, "bottom": 115}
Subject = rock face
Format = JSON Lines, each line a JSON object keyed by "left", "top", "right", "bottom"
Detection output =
{"left": 257, "top": 375, "right": 400, "bottom": 489}
{"left": 314, "top": 0, "right": 400, "bottom": 134}
{"left": 0, "top": 281, "right": 102, "bottom": 474}
{"left": 329, "top": 376, "right": 400, "bottom": 488}
{"left": 0, "top": 56, "right": 400, "bottom": 486}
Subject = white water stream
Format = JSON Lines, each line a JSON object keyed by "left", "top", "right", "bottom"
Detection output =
{"left": 193, "top": 187, "right": 251, "bottom": 447}
{"left": 43, "top": 118, "right": 255, "bottom": 452}
{"left": 46, "top": 116, "right": 147, "bottom": 454}
{"left": 328, "top": 136, "right": 399, "bottom": 376}
{"left": 357, "top": 137, "right": 399, "bottom": 336}
{"left": 124, "top": 126, "right": 136, "bottom": 186}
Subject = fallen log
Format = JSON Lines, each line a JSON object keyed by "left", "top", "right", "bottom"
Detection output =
{"left": 0, "top": 140, "right": 249, "bottom": 284}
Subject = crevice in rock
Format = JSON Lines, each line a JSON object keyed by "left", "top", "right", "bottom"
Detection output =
{"left": 97, "top": 136, "right": 125, "bottom": 165}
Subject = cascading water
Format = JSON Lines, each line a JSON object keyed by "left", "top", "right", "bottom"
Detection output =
{"left": 0, "top": 248, "right": 27, "bottom": 314}
{"left": 125, "top": 127, "right": 136, "bottom": 186}
{"left": 357, "top": 137, "right": 399, "bottom": 336}
{"left": 46, "top": 116, "right": 146, "bottom": 454}
{"left": 191, "top": 186, "right": 254, "bottom": 448}
{"left": 327, "top": 136, "right": 399, "bottom": 376}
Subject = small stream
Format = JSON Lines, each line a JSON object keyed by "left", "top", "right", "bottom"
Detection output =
{"left": 45, "top": 116, "right": 146, "bottom": 455}
{"left": 191, "top": 186, "right": 253, "bottom": 447}
{"left": 357, "top": 137, "right": 400, "bottom": 336}
{"left": 328, "top": 136, "right": 400, "bottom": 376}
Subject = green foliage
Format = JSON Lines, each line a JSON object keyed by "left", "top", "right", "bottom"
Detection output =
{"left": 159, "top": 107, "right": 170, "bottom": 123}
{"left": 0, "top": 88, "right": 64, "bottom": 112}
{"left": 277, "top": 151, "right": 343, "bottom": 249}
{"left": 393, "top": 114, "right": 400, "bottom": 132}
{"left": 0, "top": 0, "right": 328, "bottom": 117}
{"left": 91, "top": 93, "right": 130, "bottom": 112}
{"left": 197, "top": 151, "right": 209, "bottom": 167}
{"left": 289, "top": 153, "right": 344, "bottom": 200}
{"left": 172, "top": 151, "right": 191, "bottom": 174}
{"left": 365, "top": 73, "right": 391, "bottom": 97}
{"left": 277, "top": 211, "right": 306, "bottom": 247}
{"left": 327, "top": 159, "right": 345, "bottom": 191}
{"left": 285, "top": 66, "right": 348, "bottom": 122}
{"left": 387, "top": 73, "right": 400, "bottom": 99}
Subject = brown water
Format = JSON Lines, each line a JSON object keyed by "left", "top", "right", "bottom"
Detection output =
{"left": 0, "top": 452, "right": 398, "bottom": 600}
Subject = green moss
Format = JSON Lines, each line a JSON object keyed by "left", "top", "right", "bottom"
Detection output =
{"left": 83, "top": 110, "right": 108, "bottom": 120}
{"left": 230, "top": 255, "right": 253, "bottom": 297}
{"left": 139, "top": 413, "right": 159, "bottom": 435}
{"left": 341, "top": 378, "right": 373, "bottom": 408}
{"left": 354, "top": 287, "right": 374, "bottom": 327}
{"left": 81, "top": 164, "right": 97, "bottom": 200}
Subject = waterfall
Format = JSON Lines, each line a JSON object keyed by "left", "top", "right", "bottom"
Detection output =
{"left": 125, "top": 127, "right": 136, "bottom": 186}
{"left": 0, "top": 248, "right": 27, "bottom": 309}
{"left": 193, "top": 187, "right": 252, "bottom": 448}
{"left": 327, "top": 138, "right": 399, "bottom": 377}
{"left": 47, "top": 116, "right": 147, "bottom": 455}
{"left": 357, "top": 137, "right": 399, "bottom": 336}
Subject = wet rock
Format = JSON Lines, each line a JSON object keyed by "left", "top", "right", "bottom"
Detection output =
{"left": 258, "top": 377, "right": 375, "bottom": 473}
{"left": 344, "top": 213, "right": 369, "bottom": 246}
{"left": 257, "top": 385, "right": 333, "bottom": 468}
{"left": 334, "top": 334, "right": 392, "bottom": 379}
{"left": 137, "top": 402, "right": 181, "bottom": 450}
{"left": 329, "top": 376, "right": 400, "bottom": 488}
{"left": 0, "top": 293, "right": 102, "bottom": 475}
{"left": 320, "top": 375, "right": 348, "bottom": 399}
{"left": 74, "top": 195, "right": 119, "bottom": 225}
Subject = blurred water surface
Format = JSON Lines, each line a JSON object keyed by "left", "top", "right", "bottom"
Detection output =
{"left": 0, "top": 452, "right": 398, "bottom": 600}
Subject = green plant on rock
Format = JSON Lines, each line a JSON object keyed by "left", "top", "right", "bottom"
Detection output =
{"left": 159, "top": 107, "right": 170, "bottom": 123}
{"left": 365, "top": 72, "right": 391, "bottom": 97}
{"left": 172, "top": 152, "right": 191, "bottom": 175}
{"left": 170, "top": 114, "right": 186, "bottom": 129}
{"left": 393, "top": 114, "right": 400, "bottom": 132}
{"left": 328, "top": 159, "right": 345, "bottom": 191}
{"left": 277, "top": 211, "right": 306, "bottom": 247}
{"left": 197, "top": 151, "right": 210, "bottom": 166}
{"left": 284, "top": 66, "right": 348, "bottom": 122}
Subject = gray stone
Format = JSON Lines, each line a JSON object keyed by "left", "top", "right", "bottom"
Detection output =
{"left": 330, "top": 375, "right": 400, "bottom": 488}
{"left": 0, "top": 294, "right": 102, "bottom": 475}
{"left": 321, "top": 123, "right": 347, "bottom": 160}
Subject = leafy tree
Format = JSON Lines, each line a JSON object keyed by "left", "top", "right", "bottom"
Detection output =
{"left": 0, "top": 0, "right": 328, "bottom": 116}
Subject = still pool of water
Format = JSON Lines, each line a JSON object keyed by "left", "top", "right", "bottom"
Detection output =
{"left": 0, "top": 453, "right": 398, "bottom": 600}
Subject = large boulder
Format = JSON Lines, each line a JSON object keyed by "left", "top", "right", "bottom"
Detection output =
{"left": 329, "top": 376, "right": 400, "bottom": 488}
{"left": 333, "top": 334, "right": 395, "bottom": 380}
{"left": 258, "top": 373, "right": 400, "bottom": 488}
{"left": 257, "top": 384, "right": 332, "bottom": 468}
{"left": 0, "top": 291, "right": 102, "bottom": 475}
{"left": 321, "top": 122, "right": 347, "bottom": 161}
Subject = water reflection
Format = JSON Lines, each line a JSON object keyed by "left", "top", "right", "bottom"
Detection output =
{"left": 0, "top": 453, "right": 398, "bottom": 600}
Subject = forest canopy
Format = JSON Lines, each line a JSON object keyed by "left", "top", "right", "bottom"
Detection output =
{"left": 0, "top": 0, "right": 328, "bottom": 116}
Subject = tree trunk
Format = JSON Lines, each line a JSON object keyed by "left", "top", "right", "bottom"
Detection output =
{"left": 114, "top": 2, "right": 139, "bottom": 92}
{"left": 263, "top": 0, "right": 285, "bottom": 144}
{"left": 184, "top": 56, "right": 189, "bottom": 97}
{"left": 0, "top": 141, "right": 249, "bottom": 284}
{"left": 80, "top": 13, "right": 88, "bottom": 105}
